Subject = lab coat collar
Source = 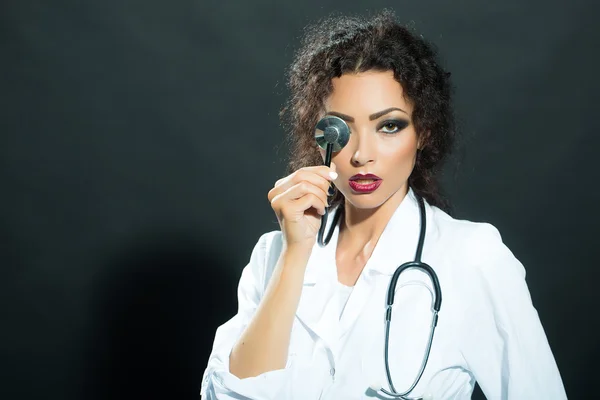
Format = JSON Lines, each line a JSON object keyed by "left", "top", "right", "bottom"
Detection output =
{"left": 302, "top": 187, "right": 437, "bottom": 283}
{"left": 302, "top": 211, "right": 340, "bottom": 284}
{"left": 296, "top": 188, "right": 438, "bottom": 351}
{"left": 364, "top": 187, "right": 437, "bottom": 276}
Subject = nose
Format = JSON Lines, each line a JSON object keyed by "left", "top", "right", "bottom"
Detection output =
{"left": 350, "top": 128, "right": 375, "bottom": 167}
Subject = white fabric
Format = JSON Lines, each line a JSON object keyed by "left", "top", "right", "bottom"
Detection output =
{"left": 200, "top": 188, "right": 566, "bottom": 399}
{"left": 335, "top": 281, "right": 354, "bottom": 320}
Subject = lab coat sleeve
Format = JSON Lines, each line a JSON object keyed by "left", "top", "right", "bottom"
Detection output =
{"left": 458, "top": 223, "right": 567, "bottom": 400}
{"left": 200, "top": 231, "right": 295, "bottom": 400}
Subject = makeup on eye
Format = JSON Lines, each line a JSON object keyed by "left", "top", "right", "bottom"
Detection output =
{"left": 324, "top": 111, "right": 410, "bottom": 132}
{"left": 377, "top": 119, "right": 409, "bottom": 134}
{"left": 323, "top": 108, "right": 410, "bottom": 136}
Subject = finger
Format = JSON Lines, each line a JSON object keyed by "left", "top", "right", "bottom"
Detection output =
{"left": 271, "top": 182, "right": 329, "bottom": 215}
{"left": 269, "top": 168, "right": 333, "bottom": 202}
{"left": 274, "top": 181, "right": 329, "bottom": 208}
{"left": 284, "top": 166, "right": 337, "bottom": 186}
{"left": 327, "top": 162, "right": 338, "bottom": 196}
{"left": 292, "top": 193, "right": 327, "bottom": 217}
{"left": 310, "top": 165, "right": 338, "bottom": 181}
{"left": 330, "top": 162, "right": 337, "bottom": 174}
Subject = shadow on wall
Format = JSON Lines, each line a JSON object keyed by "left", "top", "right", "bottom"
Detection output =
{"left": 79, "top": 231, "right": 487, "bottom": 399}
{"left": 81, "top": 232, "right": 238, "bottom": 399}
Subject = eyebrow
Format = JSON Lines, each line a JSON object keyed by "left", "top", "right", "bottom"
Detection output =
{"left": 327, "top": 107, "right": 408, "bottom": 123}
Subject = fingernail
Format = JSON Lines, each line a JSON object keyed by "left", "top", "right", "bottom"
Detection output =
{"left": 329, "top": 171, "right": 338, "bottom": 180}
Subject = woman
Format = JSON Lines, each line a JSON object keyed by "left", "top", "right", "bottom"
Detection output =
{"left": 200, "top": 10, "right": 566, "bottom": 399}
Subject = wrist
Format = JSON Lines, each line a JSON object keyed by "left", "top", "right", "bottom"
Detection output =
{"left": 281, "top": 240, "right": 314, "bottom": 266}
{"left": 283, "top": 239, "right": 314, "bottom": 255}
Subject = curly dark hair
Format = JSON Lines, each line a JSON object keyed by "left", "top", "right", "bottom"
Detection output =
{"left": 280, "top": 10, "right": 456, "bottom": 212}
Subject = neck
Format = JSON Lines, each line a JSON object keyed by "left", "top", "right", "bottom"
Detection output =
{"left": 338, "top": 185, "right": 410, "bottom": 254}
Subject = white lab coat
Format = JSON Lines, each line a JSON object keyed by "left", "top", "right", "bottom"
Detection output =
{"left": 200, "top": 189, "right": 566, "bottom": 399}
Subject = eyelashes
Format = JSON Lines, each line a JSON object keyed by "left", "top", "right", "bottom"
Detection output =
{"left": 377, "top": 119, "right": 410, "bottom": 134}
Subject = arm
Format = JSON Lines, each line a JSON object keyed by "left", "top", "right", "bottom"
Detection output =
{"left": 201, "top": 166, "right": 334, "bottom": 399}
{"left": 200, "top": 232, "right": 292, "bottom": 399}
{"left": 229, "top": 241, "right": 311, "bottom": 378}
{"left": 458, "top": 224, "right": 566, "bottom": 400}
{"left": 200, "top": 232, "right": 314, "bottom": 400}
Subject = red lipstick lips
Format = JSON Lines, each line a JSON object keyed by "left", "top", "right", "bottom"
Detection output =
{"left": 348, "top": 173, "right": 382, "bottom": 194}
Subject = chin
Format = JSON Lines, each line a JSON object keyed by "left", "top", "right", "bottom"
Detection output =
{"left": 342, "top": 193, "right": 388, "bottom": 210}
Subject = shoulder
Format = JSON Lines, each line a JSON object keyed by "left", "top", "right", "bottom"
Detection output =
{"left": 429, "top": 205, "right": 525, "bottom": 279}
{"left": 244, "top": 230, "right": 284, "bottom": 293}
{"left": 253, "top": 230, "right": 284, "bottom": 258}
{"left": 428, "top": 206, "right": 533, "bottom": 327}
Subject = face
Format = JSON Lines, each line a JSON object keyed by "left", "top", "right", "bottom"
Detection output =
{"left": 322, "top": 70, "right": 419, "bottom": 211}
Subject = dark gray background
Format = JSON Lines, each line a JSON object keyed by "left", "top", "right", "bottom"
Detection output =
{"left": 1, "top": 0, "right": 599, "bottom": 398}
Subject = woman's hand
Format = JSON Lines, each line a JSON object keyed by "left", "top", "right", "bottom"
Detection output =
{"left": 230, "top": 165, "right": 337, "bottom": 379}
{"left": 268, "top": 164, "right": 337, "bottom": 250}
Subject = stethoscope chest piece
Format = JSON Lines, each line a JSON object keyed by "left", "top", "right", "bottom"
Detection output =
{"left": 315, "top": 115, "right": 350, "bottom": 152}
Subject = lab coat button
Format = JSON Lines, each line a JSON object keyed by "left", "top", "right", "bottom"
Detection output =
{"left": 330, "top": 368, "right": 335, "bottom": 376}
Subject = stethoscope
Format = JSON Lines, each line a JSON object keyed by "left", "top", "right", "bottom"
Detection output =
{"left": 314, "top": 115, "right": 442, "bottom": 399}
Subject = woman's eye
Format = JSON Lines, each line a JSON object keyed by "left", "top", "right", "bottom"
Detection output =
{"left": 379, "top": 120, "right": 409, "bottom": 134}
{"left": 382, "top": 122, "right": 398, "bottom": 133}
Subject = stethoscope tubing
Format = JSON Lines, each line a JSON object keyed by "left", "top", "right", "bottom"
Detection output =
{"left": 318, "top": 142, "right": 337, "bottom": 247}
{"left": 380, "top": 196, "right": 442, "bottom": 398}
{"left": 317, "top": 178, "right": 442, "bottom": 398}
{"left": 314, "top": 130, "right": 442, "bottom": 398}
